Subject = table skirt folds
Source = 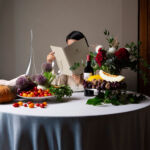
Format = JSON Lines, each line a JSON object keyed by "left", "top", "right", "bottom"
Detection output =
{"left": 1, "top": 108, "right": 150, "bottom": 150}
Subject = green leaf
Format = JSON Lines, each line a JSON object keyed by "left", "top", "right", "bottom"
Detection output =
{"left": 104, "top": 98, "right": 111, "bottom": 103}
{"left": 104, "top": 90, "right": 110, "bottom": 97}
{"left": 43, "top": 72, "right": 56, "bottom": 84}
{"left": 86, "top": 96, "right": 103, "bottom": 105}
{"left": 104, "top": 29, "right": 110, "bottom": 36}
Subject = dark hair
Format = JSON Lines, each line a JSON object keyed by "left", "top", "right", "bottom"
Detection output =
{"left": 66, "top": 31, "right": 89, "bottom": 47}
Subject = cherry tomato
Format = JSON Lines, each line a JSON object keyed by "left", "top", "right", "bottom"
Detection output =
{"left": 13, "top": 103, "right": 19, "bottom": 107}
{"left": 34, "top": 87, "right": 37, "bottom": 91}
{"left": 27, "top": 101, "right": 32, "bottom": 104}
{"left": 40, "top": 103, "right": 45, "bottom": 108}
{"left": 29, "top": 103, "right": 34, "bottom": 108}
{"left": 19, "top": 93, "right": 23, "bottom": 96}
{"left": 43, "top": 102, "right": 47, "bottom": 106}
{"left": 24, "top": 104, "right": 28, "bottom": 107}
{"left": 34, "top": 92, "right": 38, "bottom": 96}
{"left": 36, "top": 103, "right": 40, "bottom": 107}
{"left": 18, "top": 101, "right": 23, "bottom": 106}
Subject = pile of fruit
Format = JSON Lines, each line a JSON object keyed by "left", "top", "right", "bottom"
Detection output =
{"left": 13, "top": 101, "right": 47, "bottom": 108}
{"left": 85, "top": 70, "right": 146, "bottom": 106}
{"left": 83, "top": 80, "right": 126, "bottom": 90}
{"left": 83, "top": 70, "right": 126, "bottom": 90}
{"left": 19, "top": 87, "right": 52, "bottom": 97}
{"left": 15, "top": 63, "right": 73, "bottom": 101}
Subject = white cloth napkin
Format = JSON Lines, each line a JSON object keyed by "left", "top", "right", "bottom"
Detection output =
{"left": 0, "top": 74, "right": 25, "bottom": 86}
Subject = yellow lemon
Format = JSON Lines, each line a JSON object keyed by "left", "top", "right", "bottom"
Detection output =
{"left": 87, "top": 75, "right": 103, "bottom": 81}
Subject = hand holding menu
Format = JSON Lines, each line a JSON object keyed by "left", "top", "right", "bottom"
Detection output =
{"left": 50, "top": 38, "right": 89, "bottom": 76}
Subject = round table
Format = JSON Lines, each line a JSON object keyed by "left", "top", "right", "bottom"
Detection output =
{"left": 0, "top": 92, "right": 150, "bottom": 150}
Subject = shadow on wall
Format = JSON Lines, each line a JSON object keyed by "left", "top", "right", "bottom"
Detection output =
{"left": 0, "top": 0, "right": 16, "bottom": 80}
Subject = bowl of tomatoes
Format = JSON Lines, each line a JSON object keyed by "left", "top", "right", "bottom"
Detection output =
{"left": 18, "top": 86, "right": 55, "bottom": 100}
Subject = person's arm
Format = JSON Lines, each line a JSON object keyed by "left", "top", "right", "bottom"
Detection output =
{"left": 47, "top": 52, "right": 55, "bottom": 63}
{"left": 47, "top": 51, "right": 58, "bottom": 74}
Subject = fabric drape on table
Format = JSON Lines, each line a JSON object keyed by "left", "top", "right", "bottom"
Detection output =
{"left": 0, "top": 107, "right": 150, "bottom": 150}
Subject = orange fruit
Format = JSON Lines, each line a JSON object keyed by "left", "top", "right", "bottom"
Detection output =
{"left": 18, "top": 101, "right": 23, "bottom": 106}
{"left": 29, "top": 103, "right": 34, "bottom": 108}
{"left": 43, "top": 102, "right": 47, "bottom": 106}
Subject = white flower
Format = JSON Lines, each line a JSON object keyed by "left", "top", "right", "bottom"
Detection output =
{"left": 126, "top": 47, "right": 131, "bottom": 52}
{"left": 95, "top": 45, "right": 103, "bottom": 53}
{"left": 108, "top": 47, "right": 116, "bottom": 53}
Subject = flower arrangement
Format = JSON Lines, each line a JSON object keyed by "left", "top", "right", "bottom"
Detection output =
{"left": 80, "top": 30, "right": 149, "bottom": 106}
{"left": 90, "top": 30, "right": 139, "bottom": 75}
{"left": 86, "top": 29, "right": 150, "bottom": 85}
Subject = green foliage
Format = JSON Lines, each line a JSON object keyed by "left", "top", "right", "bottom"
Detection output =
{"left": 86, "top": 90, "right": 146, "bottom": 106}
{"left": 86, "top": 96, "right": 103, "bottom": 105}
{"left": 70, "top": 62, "right": 80, "bottom": 71}
{"left": 49, "top": 85, "right": 73, "bottom": 101}
{"left": 125, "top": 42, "right": 139, "bottom": 58}
{"left": 104, "top": 29, "right": 110, "bottom": 36}
{"left": 43, "top": 72, "right": 56, "bottom": 84}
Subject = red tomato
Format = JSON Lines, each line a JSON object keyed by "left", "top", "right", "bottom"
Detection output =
{"left": 13, "top": 103, "right": 19, "bottom": 107}
{"left": 27, "top": 101, "right": 32, "bottom": 104}
{"left": 19, "top": 93, "right": 23, "bottom": 96}
{"left": 34, "top": 92, "right": 38, "bottom": 96}
{"left": 24, "top": 104, "right": 28, "bottom": 107}
{"left": 40, "top": 103, "right": 45, "bottom": 108}
{"left": 34, "top": 87, "right": 37, "bottom": 91}
{"left": 36, "top": 103, "right": 40, "bottom": 107}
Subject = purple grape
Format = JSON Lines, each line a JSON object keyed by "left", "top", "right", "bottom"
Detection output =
{"left": 100, "top": 81, "right": 106, "bottom": 90}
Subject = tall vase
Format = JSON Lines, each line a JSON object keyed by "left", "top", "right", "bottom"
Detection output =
{"left": 25, "top": 30, "right": 37, "bottom": 76}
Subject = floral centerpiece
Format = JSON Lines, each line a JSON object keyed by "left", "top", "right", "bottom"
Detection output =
{"left": 82, "top": 30, "right": 149, "bottom": 105}
{"left": 90, "top": 30, "right": 140, "bottom": 75}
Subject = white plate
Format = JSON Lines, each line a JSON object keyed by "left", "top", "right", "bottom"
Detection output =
{"left": 17, "top": 95, "right": 55, "bottom": 100}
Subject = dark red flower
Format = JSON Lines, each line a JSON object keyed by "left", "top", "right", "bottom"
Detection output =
{"left": 95, "top": 48, "right": 106, "bottom": 67}
{"left": 115, "top": 48, "right": 130, "bottom": 61}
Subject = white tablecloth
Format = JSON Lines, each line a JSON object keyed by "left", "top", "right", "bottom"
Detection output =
{"left": 0, "top": 92, "right": 150, "bottom": 150}
{"left": 0, "top": 92, "right": 150, "bottom": 117}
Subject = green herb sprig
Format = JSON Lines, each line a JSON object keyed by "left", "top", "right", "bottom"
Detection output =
{"left": 87, "top": 90, "right": 146, "bottom": 106}
{"left": 49, "top": 85, "right": 73, "bottom": 101}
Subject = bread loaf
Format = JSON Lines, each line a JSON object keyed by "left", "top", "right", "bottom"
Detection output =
{"left": 0, "top": 85, "right": 16, "bottom": 103}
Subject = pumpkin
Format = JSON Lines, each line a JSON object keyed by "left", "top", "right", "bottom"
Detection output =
{"left": 0, "top": 85, "right": 16, "bottom": 103}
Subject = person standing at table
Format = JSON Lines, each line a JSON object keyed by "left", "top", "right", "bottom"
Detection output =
{"left": 47, "top": 31, "right": 89, "bottom": 91}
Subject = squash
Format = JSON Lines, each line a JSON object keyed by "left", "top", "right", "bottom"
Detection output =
{"left": 0, "top": 85, "right": 16, "bottom": 103}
